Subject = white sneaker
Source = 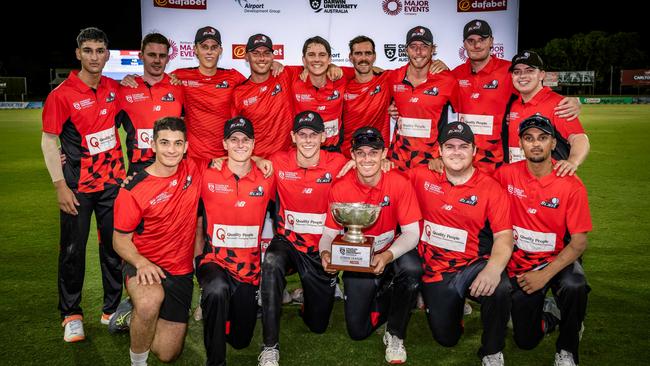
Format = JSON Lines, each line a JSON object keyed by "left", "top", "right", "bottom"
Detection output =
{"left": 554, "top": 350, "right": 576, "bottom": 366}
{"left": 193, "top": 305, "right": 203, "bottom": 321}
{"left": 383, "top": 330, "right": 407, "bottom": 364}
{"left": 334, "top": 283, "right": 344, "bottom": 300}
{"left": 258, "top": 346, "right": 280, "bottom": 366}
{"left": 481, "top": 352, "right": 504, "bottom": 366}
{"left": 62, "top": 315, "right": 85, "bottom": 342}
{"left": 289, "top": 288, "right": 302, "bottom": 304}
{"left": 464, "top": 302, "right": 473, "bottom": 316}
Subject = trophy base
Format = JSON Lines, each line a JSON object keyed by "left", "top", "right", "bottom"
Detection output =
{"left": 329, "top": 235, "right": 375, "bottom": 273}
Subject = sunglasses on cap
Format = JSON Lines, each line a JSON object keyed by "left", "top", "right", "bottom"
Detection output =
{"left": 518, "top": 115, "right": 554, "bottom": 136}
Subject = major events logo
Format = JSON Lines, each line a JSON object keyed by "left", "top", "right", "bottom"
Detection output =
{"left": 309, "top": 0, "right": 359, "bottom": 14}
{"left": 382, "top": 0, "right": 430, "bottom": 16}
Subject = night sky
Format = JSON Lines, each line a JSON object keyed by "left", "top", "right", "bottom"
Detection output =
{"left": 0, "top": 1, "right": 644, "bottom": 98}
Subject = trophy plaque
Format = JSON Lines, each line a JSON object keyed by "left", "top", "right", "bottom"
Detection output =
{"left": 329, "top": 202, "right": 381, "bottom": 272}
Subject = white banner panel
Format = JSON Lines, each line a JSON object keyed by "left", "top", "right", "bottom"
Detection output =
{"left": 141, "top": 0, "right": 519, "bottom": 75}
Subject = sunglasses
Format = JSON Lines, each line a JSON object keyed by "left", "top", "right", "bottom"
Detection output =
{"left": 519, "top": 115, "right": 554, "bottom": 135}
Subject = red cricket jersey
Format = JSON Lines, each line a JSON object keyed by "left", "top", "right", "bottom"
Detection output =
{"left": 506, "top": 87, "right": 585, "bottom": 163}
{"left": 270, "top": 149, "right": 349, "bottom": 254}
{"left": 292, "top": 74, "right": 347, "bottom": 148}
{"left": 451, "top": 57, "right": 515, "bottom": 173}
{"left": 409, "top": 165, "right": 511, "bottom": 283}
{"left": 198, "top": 165, "right": 276, "bottom": 285}
{"left": 388, "top": 65, "right": 459, "bottom": 170}
{"left": 493, "top": 161, "right": 592, "bottom": 277}
{"left": 231, "top": 67, "right": 299, "bottom": 158}
{"left": 342, "top": 68, "right": 392, "bottom": 158}
{"left": 113, "top": 159, "right": 204, "bottom": 275}
{"left": 172, "top": 67, "right": 247, "bottom": 159}
{"left": 117, "top": 74, "right": 184, "bottom": 165}
{"left": 325, "top": 170, "right": 422, "bottom": 253}
{"left": 42, "top": 70, "right": 125, "bottom": 193}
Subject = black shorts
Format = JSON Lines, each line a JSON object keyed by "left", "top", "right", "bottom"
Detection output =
{"left": 123, "top": 262, "right": 193, "bottom": 323}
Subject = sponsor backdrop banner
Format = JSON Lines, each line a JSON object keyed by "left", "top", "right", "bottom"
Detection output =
{"left": 620, "top": 69, "right": 650, "bottom": 86}
{"left": 140, "top": 0, "right": 520, "bottom": 74}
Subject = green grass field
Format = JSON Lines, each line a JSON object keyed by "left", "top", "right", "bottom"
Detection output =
{"left": 0, "top": 105, "right": 649, "bottom": 365}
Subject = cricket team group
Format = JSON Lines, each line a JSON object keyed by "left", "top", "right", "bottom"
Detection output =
{"left": 41, "top": 18, "right": 592, "bottom": 366}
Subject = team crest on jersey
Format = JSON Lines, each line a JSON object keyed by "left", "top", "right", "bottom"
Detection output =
{"left": 423, "top": 87, "right": 439, "bottom": 96}
{"left": 271, "top": 83, "right": 282, "bottom": 96}
{"left": 483, "top": 80, "right": 499, "bottom": 89}
{"left": 249, "top": 186, "right": 264, "bottom": 196}
{"left": 459, "top": 195, "right": 478, "bottom": 206}
{"left": 370, "top": 85, "right": 381, "bottom": 96}
{"left": 327, "top": 90, "right": 340, "bottom": 101}
{"left": 215, "top": 80, "right": 229, "bottom": 89}
{"left": 105, "top": 92, "right": 116, "bottom": 103}
{"left": 161, "top": 92, "right": 175, "bottom": 102}
{"left": 380, "top": 195, "right": 390, "bottom": 207}
{"left": 541, "top": 197, "right": 560, "bottom": 209}
{"left": 316, "top": 172, "right": 332, "bottom": 183}
{"left": 182, "top": 175, "right": 193, "bottom": 190}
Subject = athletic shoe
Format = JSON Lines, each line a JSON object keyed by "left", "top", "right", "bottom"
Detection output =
{"left": 481, "top": 352, "right": 504, "bottom": 366}
{"left": 193, "top": 305, "right": 203, "bottom": 321}
{"left": 543, "top": 297, "right": 561, "bottom": 320}
{"left": 383, "top": 330, "right": 407, "bottom": 364}
{"left": 290, "top": 288, "right": 303, "bottom": 304}
{"left": 62, "top": 315, "right": 85, "bottom": 343}
{"left": 464, "top": 301, "right": 473, "bottom": 316}
{"left": 543, "top": 297, "right": 561, "bottom": 334}
{"left": 258, "top": 345, "right": 280, "bottom": 366}
{"left": 100, "top": 312, "right": 114, "bottom": 325}
{"left": 554, "top": 350, "right": 576, "bottom": 366}
{"left": 415, "top": 293, "right": 425, "bottom": 310}
{"left": 334, "top": 283, "right": 344, "bottom": 300}
{"left": 108, "top": 297, "right": 133, "bottom": 334}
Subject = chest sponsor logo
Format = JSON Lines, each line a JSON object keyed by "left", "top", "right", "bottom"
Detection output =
{"left": 183, "top": 80, "right": 201, "bottom": 87}
{"left": 316, "top": 172, "right": 333, "bottom": 183}
{"left": 105, "top": 92, "right": 116, "bottom": 103}
{"left": 458, "top": 113, "right": 494, "bottom": 135}
{"left": 243, "top": 96, "right": 258, "bottom": 107}
{"left": 513, "top": 225, "right": 556, "bottom": 253}
{"left": 137, "top": 128, "right": 153, "bottom": 149}
{"left": 344, "top": 92, "right": 358, "bottom": 101}
{"left": 423, "top": 87, "right": 439, "bottom": 96}
{"left": 285, "top": 210, "right": 326, "bottom": 234}
{"left": 509, "top": 147, "right": 525, "bottom": 163}
{"left": 161, "top": 92, "right": 176, "bottom": 102}
{"left": 324, "top": 119, "right": 339, "bottom": 137}
{"left": 483, "top": 80, "right": 499, "bottom": 89}
{"left": 125, "top": 93, "right": 148, "bottom": 103}
{"left": 295, "top": 93, "right": 314, "bottom": 102}
{"left": 458, "top": 79, "right": 471, "bottom": 88}
{"left": 212, "top": 224, "right": 259, "bottom": 248}
{"left": 393, "top": 84, "right": 408, "bottom": 93}
{"left": 540, "top": 197, "right": 560, "bottom": 209}
{"left": 459, "top": 194, "right": 478, "bottom": 206}
{"left": 86, "top": 127, "right": 117, "bottom": 155}
{"left": 73, "top": 98, "right": 94, "bottom": 110}
{"left": 398, "top": 117, "right": 431, "bottom": 138}
{"left": 149, "top": 191, "right": 172, "bottom": 206}
{"left": 371, "top": 230, "right": 395, "bottom": 252}
{"left": 278, "top": 170, "right": 300, "bottom": 180}
{"left": 421, "top": 220, "right": 468, "bottom": 252}
{"left": 327, "top": 90, "right": 340, "bottom": 101}
{"left": 208, "top": 183, "right": 233, "bottom": 193}
{"left": 507, "top": 184, "right": 527, "bottom": 198}
{"left": 423, "top": 181, "right": 443, "bottom": 195}
{"left": 508, "top": 111, "right": 519, "bottom": 121}
{"left": 249, "top": 185, "right": 265, "bottom": 196}
{"left": 215, "top": 80, "right": 229, "bottom": 89}
{"left": 271, "top": 83, "right": 282, "bottom": 96}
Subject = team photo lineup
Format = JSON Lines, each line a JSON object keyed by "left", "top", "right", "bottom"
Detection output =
{"left": 42, "top": 18, "right": 593, "bottom": 366}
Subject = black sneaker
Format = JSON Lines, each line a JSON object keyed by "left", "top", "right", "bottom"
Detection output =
{"left": 108, "top": 297, "right": 133, "bottom": 334}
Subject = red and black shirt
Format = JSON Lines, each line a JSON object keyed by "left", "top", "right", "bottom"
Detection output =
{"left": 42, "top": 70, "right": 125, "bottom": 192}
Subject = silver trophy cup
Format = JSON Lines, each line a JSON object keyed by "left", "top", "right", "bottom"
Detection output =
{"left": 330, "top": 202, "right": 381, "bottom": 243}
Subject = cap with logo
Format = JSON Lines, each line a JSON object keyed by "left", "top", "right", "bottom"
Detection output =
{"left": 439, "top": 121, "right": 475, "bottom": 144}
{"left": 518, "top": 114, "right": 555, "bottom": 137}
{"left": 351, "top": 127, "right": 385, "bottom": 150}
{"left": 195, "top": 26, "right": 221, "bottom": 45}
{"left": 224, "top": 116, "right": 254, "bottom": 139}
{"left": 293, "top": 110, "right": 324, "bottom": 133}
{"left": 406, "top": 26, "right": 433, "bottom": 46}
{"left": 509, "top": 50, "right": 544, "bottom": 71}
{"left": 246, "top": 33, "right": 273, "bottom": 52}
{"left": 463, "top": 19, "right": 493, "bottom": 40}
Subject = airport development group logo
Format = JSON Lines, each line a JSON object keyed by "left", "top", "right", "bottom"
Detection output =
{"left": 309, "top": 0, "right": 359, "bottom": 14}
{"left": 153, "top": 0, "right": 207, "bottom": 10}
{"left": 457, "top": 0, "right": 507, "bottom": 12}
{"left": 234, "top": 0, "right": 281, "bottom": 13}
{"left": 382, "top": 0, "right": 429, "bottom": 15}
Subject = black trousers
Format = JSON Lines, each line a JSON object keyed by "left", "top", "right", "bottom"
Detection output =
{"left": 511, "top": 261, "right": 589, "bottom": 364}
{"left": 261, "top": 236, "right": 336, "bottom": 347}
{"left": 58, "top": 185, "right": 122, "bottom": 318}
{"left": 197, "top": 262, "right": 258, "bottom": 366}
{"left": 342, "top": 249, "right": 422, "bottom": 340}
{"left": 420, "top": 259, "right": 511, "bottom": 358}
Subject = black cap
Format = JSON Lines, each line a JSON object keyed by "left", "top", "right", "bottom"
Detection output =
{"left": 518, "top": 114, "right": 555, "bottom": 137}
{"left": 352, "top": 127, "right": 385, "bottom": 150}
{"left": 406, "top": 26, "right": 433, "bottom": 46}
{"left": 195, "top": 26, "right": 221, "bottom": 45}
{"left": 246, "top": 33, "right": 273, "bottom": 52}
{"left": 509, "top": 50, "right": 544, "bottom": 71}
{"left": 293, "top": 111, "right": 324, "bottom": 133}
{"left": 439, "top": 121, "right": 475, "bottom": 144}
{"left": 463, "top": 19, "right": 493, "bottom": 40}
{"left": 224, "top": 116, "right": 254, "bottom": 139}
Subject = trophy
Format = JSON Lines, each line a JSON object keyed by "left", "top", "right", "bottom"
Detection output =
{"left": 328, "top": 202, "right": 381, "bottom": 272}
